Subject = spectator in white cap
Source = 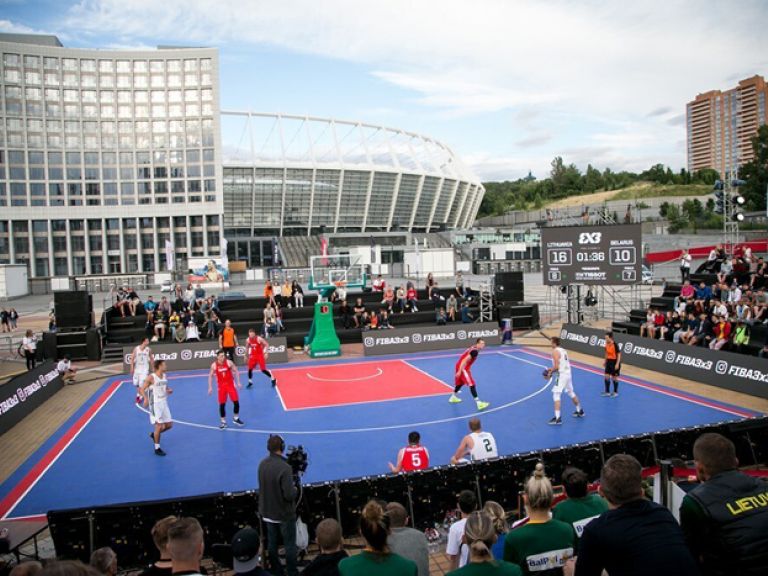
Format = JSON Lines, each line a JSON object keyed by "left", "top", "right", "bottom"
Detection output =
{"left": 231, "top": 527, "right": 270, "bottom": 576}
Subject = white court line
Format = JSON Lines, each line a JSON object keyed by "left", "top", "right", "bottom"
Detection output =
{"left": 132, "top": 354, "right": 552, "bottom": 435}
{"left": 400, "top": 359, "right": 455, "bottom": 391}
{"left": 306, "top": 368, "right": 383, "bottom": 382}
{"left": 2, "top": 381, "right": 123, "bottom": 520}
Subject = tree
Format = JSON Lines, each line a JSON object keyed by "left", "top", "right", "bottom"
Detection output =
{"left": 584, "top": 164, "right": 604, "bottom": 193}
{"left": 740, "top": 124, "right": 768, "bottom": 212}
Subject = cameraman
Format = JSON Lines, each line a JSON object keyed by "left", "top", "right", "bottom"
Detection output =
{"left": 258, "top": 435, "right": 298, "bottom": 576}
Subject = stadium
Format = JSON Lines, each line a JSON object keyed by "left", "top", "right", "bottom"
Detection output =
{"left": 1, "top": 32, "right": 768, "bottom": 576}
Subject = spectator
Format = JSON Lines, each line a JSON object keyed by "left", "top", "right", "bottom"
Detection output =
{"left": 504, "top": 464, "right": 574, "bottom": 574}
{"left": 406, "top": 285, "right": 419, "bottom": 312}
{"left": 482, "top": 501, "right": 509, "bottom": 561}
{"left": 8, "top": 307, "right": 18, "bottom": 330}
{"left": 114, "top": 286, "right": 130, "bottom": 318}
{"left": 194, "top": 284, "right": 206, "bottom": 308}
{"left": 650, "top": 309, "right": 666, "bottom": 339}
{"left": 689, "top": 312, "right": 713, "bottom": 347}
{"left": 436, "top": 307, "right": 447, "bottom": 325}
{"left": 382, "top": 286, "right": 395, "bottom": 312}
{"left": 456, "top": 271, "right": 467, "bottom": 299}
{"left": 144, "top": 295, "right": 158, "bottom": 322}
{"left": 680, "top": 249, "right": 692, "bottom": 282}
{"left": 56, "top": 355, "right": 77, "bottom": 385}
{"left": 206, "top": 310, "right": 220, "bottom": 339}
{"left": 168, "top": 517, "right": 205, "bottom": 576}
{"left": 450, "top": 418, "right": 499, "bottom": 464}
{"left": 127, "top": 287, "right": 141, "bottom": 316}
{"left": 353, "top": 298, "right": 366, "bottom": 328}
{"left": 461, "top": 301, "right": 474, "bottom": 323}
{"left": 447, "top": 294, "right": 458, "bottom": 322}
{"left": 338, "top": 500, "right": 417, "bottom": 576}
{"left": 386, "top": 502, "right": 429, "bottom": 576}
{"left": 339, "top": 300, "right": 353, "bottom": 329}
{"left": 709, "top": 315, "right": 731, "bottom": 350}
{"left": 569, "top": 454, "right": 698, "bottom": 576}
{"left": 449, "top": 511, "right": 522, "bottom": 576}
{"left": 184, "top": 284, "right": 196, "bottom": 309}
{"left": 718, "top": 257, "right": 733, "bottom": 285}
{"left": 303, "top": 518, "right": 348, "bottom": 576}
{"left": 140, "top": 515, "right": 177, "bottom": 576}
{"left": 372, "top": 274, "right": 386, "bottom": 292}
{"left": 447, "top": 489, "right": 478, "bottom": 570}
{"left": 731, "top": 320, "right": 750, "bottom": 353}
{"left": 291, "top": 280, "right": 304, "bottom": 308}
{"left": 430, "top": 282, "right": 444, "bottom": 306}
{"left": 675, "top": 312, "right": 698, "bottom": 344}
{"left": 275, "top": 304, "right": 285, "bottom": 332}
{"left": 158, "top": 296, "right": 172, "bottom": 318}
{"left": 378, "top": 309, "right": 394, "bottom": 330}
{"left": 396, "top": 286, "right": 407, "bottom": 314}
{"left": 389, "top": 431, "right": 429, "bottom": 473}
{"left": 680, "top": 433, "right": 768, "bottom": 576}
{"left": 9, "top": 562, "right": 42, "bottom": 576}
{"left": 1, "top": 307, "right": 9, "bottom": 332}
{"left": 22, "top": 329, "right": 37, "bottom": 370}
{"left": 680, "top": 279, "right": 695, "bottom": 299}
{"left": 48, "top": 314, "right": 58, "bottom": 333}
{"left": 185, "top": 319, "right": 200, "bottom": 342}
{"left": 552, "top": 467, "right": 608, "bottom": 549}
{"left": 258, "top": 435, "right": 298, "bottom": 576}
{"left": 695, "top": 281, "right": 712, "bottom": 307}
{"left": 280, "top": 280, "right": 292, "bottom": 308}
{"left": 169, "top": 311, "right": 184, "bottom": 342}
{"left": 231, "top": 526, "right": 271, "bottom": 576}
{"left": 153, "top": 309, "right": 167, "bottom": 341}
{"left": 89, "top": 547, "right": 117, "bottom": 576}
{"left": 426, "top": 272, "right": 435, "bottom": 299}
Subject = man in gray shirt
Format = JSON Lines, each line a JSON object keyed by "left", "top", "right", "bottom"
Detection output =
{"left": 386, "top": 502, "right": 429, "bottom": 576}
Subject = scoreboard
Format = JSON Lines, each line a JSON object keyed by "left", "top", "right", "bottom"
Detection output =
{"left": 541, "top": 224, "right": 642, "bottom": 286}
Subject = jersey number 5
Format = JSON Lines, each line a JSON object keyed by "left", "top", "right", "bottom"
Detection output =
{"left": 411, "top": 453, "right": 422, "bottom": 467}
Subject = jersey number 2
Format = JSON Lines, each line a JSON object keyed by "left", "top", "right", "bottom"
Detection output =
{"left": 483, "top": 439, "right": 493, "bottom": 452}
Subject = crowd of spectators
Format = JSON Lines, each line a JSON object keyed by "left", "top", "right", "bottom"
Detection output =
{"left": 638, "top": 249, "right": 768, "bottom": 356}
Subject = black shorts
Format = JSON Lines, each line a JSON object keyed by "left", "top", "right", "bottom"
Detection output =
{"left": 605, "top": 359, "right": 620, "bottom": 376}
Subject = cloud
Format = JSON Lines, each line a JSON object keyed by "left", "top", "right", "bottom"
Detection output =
{"left": 666, "top": 114, "right": 686, "bottom": 126}
{"left": 516, "top": 133, "right": 553, "bottom": 148}
{"left": 58, "top": 0, "right": 768, "bottom": 178}
{"left": 0, "top": 18, "right": 56, "bottom": 36}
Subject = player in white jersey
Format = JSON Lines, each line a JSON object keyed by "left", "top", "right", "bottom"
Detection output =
{"left": 544, "top": 337, "right": 584, "bottom": 425}
{"left": 131, "top": 337, "right": 153, "bottom": 403}
{"left": 450, "top": 418, "right": 499, "bottom": 464}
{"left": 140, "top": 359, "right": 173, "bottom": 456}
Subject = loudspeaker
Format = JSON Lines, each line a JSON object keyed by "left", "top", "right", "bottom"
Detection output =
{"left": 86, "top": 328, "right": 102, "bottom": 361}
{"left": 42, "top": 331, "right": 58, "bottom": 360}
{"left": 494, "top": 271, "right": 524, "bottom": 302}
{"left": 55, "top": 291, "right": 92, "bottom": 328}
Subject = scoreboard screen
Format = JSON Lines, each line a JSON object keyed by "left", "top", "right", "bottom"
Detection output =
{"left": 541, "top": 224, "right": 642, "bottom": 286}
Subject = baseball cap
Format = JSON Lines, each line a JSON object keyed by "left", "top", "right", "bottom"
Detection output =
{"left": 231, "top": 527, "right": 260, "bottom": 573}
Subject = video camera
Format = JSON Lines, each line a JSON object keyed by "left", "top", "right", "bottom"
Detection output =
{"left": 286, "top": 445, "right": 308, "bottom": 477}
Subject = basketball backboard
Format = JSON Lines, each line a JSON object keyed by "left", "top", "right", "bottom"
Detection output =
{"left": 309, "top": 254, "right": 366, "bottom": 291}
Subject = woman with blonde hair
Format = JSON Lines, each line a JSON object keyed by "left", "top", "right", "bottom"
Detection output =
{"left": 503, "top": 464, "right": 575, "bottom": 574}
{"left": 338, "top": 500, "right": 417, "bottom": 576}
{"left": 448, "top": 511, "right": 522, "bottom": 575}
{"left": 482, "top": 501, "right": 509, "bottom": 560}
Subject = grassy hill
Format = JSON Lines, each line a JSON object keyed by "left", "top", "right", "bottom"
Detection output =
{"left": 543, "top": 182, "right": 710, "bottom": 209}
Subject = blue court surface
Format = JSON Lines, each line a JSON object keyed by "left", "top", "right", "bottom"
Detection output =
{"left": 0, "top": 346, "right": 761, "bottom": 520}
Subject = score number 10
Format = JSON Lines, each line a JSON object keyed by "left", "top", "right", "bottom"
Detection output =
{"left": 609, "top": 246, "right": 636, "bottom": 265}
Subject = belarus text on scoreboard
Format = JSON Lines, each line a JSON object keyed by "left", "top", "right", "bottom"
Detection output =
{"left": 541, "top": 224, "right": 642, "bottom": 286}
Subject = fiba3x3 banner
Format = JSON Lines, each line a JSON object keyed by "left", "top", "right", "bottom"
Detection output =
{"left": 559, "top": 323, "right": 768, "bottom": 399}
{"left": 122, "top": 338, "right": 289, "bottom": 373}
{"left": 362, "top": 322, "right": 501, "bottom": 356}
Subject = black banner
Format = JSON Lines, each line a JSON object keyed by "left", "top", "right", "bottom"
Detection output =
{"left": 541, "top": 224, "right": 642, "bottom": 285}
{"left": 122, "top": 338, "right": 289, "bottom": 373}
{"left": 362, "top": 322, "right": 501, "bottom": 356}
{"left": 1, "top": 361, "right": 64, "bottom": 436}
{"left": 559, "top": 323, "right": 768, "bottom": 399}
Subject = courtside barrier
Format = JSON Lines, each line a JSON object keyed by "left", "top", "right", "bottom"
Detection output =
{"left": 559, "top": 323, "right": 768, "bottom": 399}
{"left": 121, "top": 338, "right": 289, "bottom": 372}
{"left": 361, "top": 322, "right": 502, "bottom": 356}
{"left": 0, "top": 361, "right": 63, "bottom": 436}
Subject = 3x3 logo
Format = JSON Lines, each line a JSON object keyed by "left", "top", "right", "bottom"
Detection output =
{"left": 578, "top": 232, "right": 602, "bottom": 244}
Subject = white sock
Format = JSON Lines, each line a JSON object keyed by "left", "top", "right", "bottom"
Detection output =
{"left": 154, "top": 443, "right": 160, "bottom": 449}
{"left": 575, "top": 402, "right": 582, "bottom": 411}
{"left": 555, "top": 410, "right": 561, "bottom": 418}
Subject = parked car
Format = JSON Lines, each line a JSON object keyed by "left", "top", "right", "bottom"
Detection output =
{"left": 160, "top": 280, "right": 173, "bottom": 293}
{"left": 642, "top": 265, "right": 654, "bottom": 285}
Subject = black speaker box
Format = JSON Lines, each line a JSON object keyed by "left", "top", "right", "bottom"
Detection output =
{"left": 55, "top": 291, "right": 92, "bottom": 328}
{"left": 494, "top": 271, "right": 524, "bottom": 301}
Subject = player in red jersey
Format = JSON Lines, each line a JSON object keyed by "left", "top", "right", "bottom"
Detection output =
{"left": 207, "top": 350, "right": 244, "bottom": 429}
{"left": 388, "top": 431, "right": 430, "bottom": 473}
{"left": 448, "top": 338, "right": 489, "bottom": 410}
{"left": 246, "top": 328, "right": 277, "bottom": 388}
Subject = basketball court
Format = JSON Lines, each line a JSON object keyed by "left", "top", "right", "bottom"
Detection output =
{"left": 0, "top": 345, "right": 760, "bottom": 521}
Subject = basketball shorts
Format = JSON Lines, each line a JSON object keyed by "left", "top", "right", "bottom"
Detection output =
{"left": 248, "top": 355, "right": 266, "bottom": 371}
{"left": 605, "top": 359, "right": 620, "bottom": 377}
{"left": 133, "top": 369, "right": 149, "bottom": 387}
{"left": 551, "top": 370, "right": 574, "bottom": 401}
{"left": 149, "top": 400, "right": 172, "bottom": 425}
{"left": 455, "top": 369, "right": 475, "bottom": 387}
{"left": 218, "top": 383, "right": 239, "bottom": 404}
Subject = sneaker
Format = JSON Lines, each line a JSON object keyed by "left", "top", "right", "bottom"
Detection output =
{"left": 448, "top": 394, "right": 462, "bottom": 404}
{"left": 219, "top": 422, "right": 227, "bottom": 429}
{"left": 233, "top": 417, "right": 245, "bottom": 427}
{"left": 573, "top": 410, "right": 585, "bottom": 418}
{"left": 476, "top": 400, "right": 490, "bottom": 411}
{"left": 601, "top": 392, "right": 611, "bottom": 397}
{"left": 247, "top": 380, "right": 253, "bottom": 389}
{"left": 154, "top": 447, "right": 166, "bottom": 456}
{"left": 548, "top": 417, "right": 562, "bottom": 425}
{"left": 611, "top": 392, "right": 619, "bottom": 397}
{"left": 271, "top": 379, "right": 277, "bottom": 388}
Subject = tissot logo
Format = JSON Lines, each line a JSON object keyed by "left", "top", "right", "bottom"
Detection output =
{"left": 578, "top": 232, "right": 602, "bottom": 244}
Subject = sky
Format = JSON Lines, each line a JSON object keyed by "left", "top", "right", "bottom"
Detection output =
{"left": 1, "top": 0, "right": 767, "bottom": 181}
